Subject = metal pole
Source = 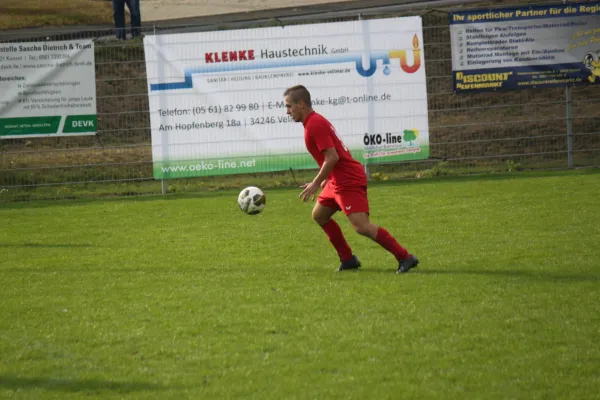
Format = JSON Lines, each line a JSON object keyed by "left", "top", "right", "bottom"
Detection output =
{"left": 358, "top": 12, "right": 371, "bottom": 180}
{"left": 566, "top": 85, "right": 573, "bottom": 168}
{"left": 155, "top": 23, "right": 167, "bottom": 194}
{"left": 156, "top": 25, "right": 172, "bottom": 195}
{"left": 155, "top": 23, "right": 166, "bottom": 194}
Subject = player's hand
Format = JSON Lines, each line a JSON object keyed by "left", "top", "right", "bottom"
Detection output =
{"left": 299, "top": 181, "right": 319, "bottom": 202}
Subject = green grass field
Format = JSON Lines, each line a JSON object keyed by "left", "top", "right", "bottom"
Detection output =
{"left": 1, "top": 170, "right": 599, "bottom": 399}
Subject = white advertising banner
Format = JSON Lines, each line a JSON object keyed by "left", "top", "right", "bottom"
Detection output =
{"left": 143, "top": 17, "right": 429, "bottom": 179}
{"left": 0, "top": 40, "right": 97, "bottom": 138}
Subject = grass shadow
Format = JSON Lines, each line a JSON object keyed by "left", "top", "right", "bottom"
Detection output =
{"left": 0, "top": 7, "right": 78, "bottom": 16}
{"left": 367, "top": 167, "right": 600, "bottom": 188}
{"left": 413, "top": 269, "right": 600, "bottom": 283}
{"left": 0, "top": 189, "right": 236, "bottom": 210}
{"left": 2, "top": 168, "right": 599, "bottom": 210}
{"left": 0, "top": 243, "right": 95, "bottom": 248}
{"left": 0, "top": 375, "right": 172, "bottom": 393}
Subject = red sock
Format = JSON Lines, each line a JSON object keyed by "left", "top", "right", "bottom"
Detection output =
{"left": 321, "top": 220, "right": 353, "bottom": 262}
{"left": 375, "top": 227, "right": 410, "bottom": 260}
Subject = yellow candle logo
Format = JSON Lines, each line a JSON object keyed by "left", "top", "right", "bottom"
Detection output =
{"left": 389, "top": 34, "right": 422, "bottom": 74}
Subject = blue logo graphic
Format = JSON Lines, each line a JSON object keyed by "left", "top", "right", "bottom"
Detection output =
{"left": 150, "top": 52, "right": 395, "bottom": 92}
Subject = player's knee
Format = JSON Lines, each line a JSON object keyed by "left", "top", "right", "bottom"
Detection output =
{"left": 353, "top": 223, "right": 371, "bottom": 237}
{"left": 312, "top": 210, "right": 329, "bottom": 226}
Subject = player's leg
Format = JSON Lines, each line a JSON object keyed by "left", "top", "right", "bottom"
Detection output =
{"left": 346, "top": 211, "right": 418, "bottom": 273}
{"left": 340, "top": 188, "right": 419, "bottom": 273}
{"left": 314, "top": 185, "right": 360, "bottom": 271}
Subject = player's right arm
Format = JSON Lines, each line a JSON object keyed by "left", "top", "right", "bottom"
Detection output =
{"left": 299, "top": 147, "right": 338, "bottom": 202}
{"left": 311, "top": 147, "right": 338, "bottom": 188}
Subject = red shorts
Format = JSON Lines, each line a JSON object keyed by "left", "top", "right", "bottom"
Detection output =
{"left": 317, "top": 182, "right": 370, "bottom": 215}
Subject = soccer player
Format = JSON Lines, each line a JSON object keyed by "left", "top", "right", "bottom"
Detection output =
{"left": 283, "top": 85, "right": 419, "bottom": 273}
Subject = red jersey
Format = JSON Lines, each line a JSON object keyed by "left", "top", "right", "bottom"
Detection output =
{"left": 303, "top": 111, "right": 367, "bottom": 188}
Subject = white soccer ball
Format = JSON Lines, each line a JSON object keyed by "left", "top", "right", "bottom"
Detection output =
{"left": 238, "top": 186, "right": 266, "bottom": 215}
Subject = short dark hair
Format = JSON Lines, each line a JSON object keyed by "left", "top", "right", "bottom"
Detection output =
{"left": 283, "top": 85, "right": 312, "bottom": 107}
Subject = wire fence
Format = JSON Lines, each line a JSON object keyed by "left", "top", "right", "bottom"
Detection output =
{"left": 1, "top": 0, "right": 599, "bottom": 202}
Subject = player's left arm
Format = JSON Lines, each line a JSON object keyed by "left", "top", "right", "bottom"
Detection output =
{"left": 299, "top": 147, "right": 338, "bottom": 202}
